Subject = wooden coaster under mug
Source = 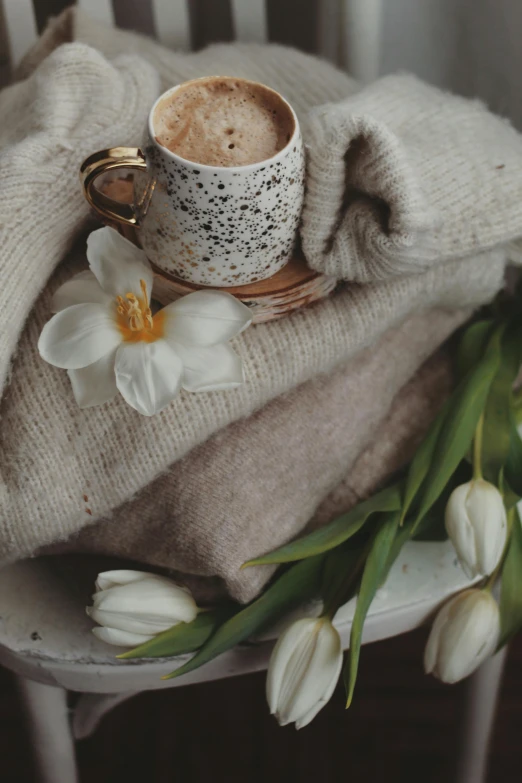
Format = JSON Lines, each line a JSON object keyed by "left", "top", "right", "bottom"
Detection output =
{"left": 99, "top": 177, "right": 337, "bottom": 324}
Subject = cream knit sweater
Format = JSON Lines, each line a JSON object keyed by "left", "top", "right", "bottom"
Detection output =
{"left": 303, "top": 76, "right": 522, "bottom": 281}
{"left": 0, "top": 9, "right": 518, "bottom": 581}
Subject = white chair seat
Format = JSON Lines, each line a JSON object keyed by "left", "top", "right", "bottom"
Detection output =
{"left": 0, "top": 541, "right": 473, "bottom": 693}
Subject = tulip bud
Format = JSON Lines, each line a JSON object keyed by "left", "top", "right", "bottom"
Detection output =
{"left": 445, "top": 479, "right": 507, "bottom": 579}
{"left": 266, "top": 617, "right": 343, "bottom": 729}
{"left": 86, "top": 570, "right": 198, "bottom": 647}
{"left": 424, "top": 589, "right": 500, "bottom": 683}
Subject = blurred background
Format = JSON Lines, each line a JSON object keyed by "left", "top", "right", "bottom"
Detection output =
{"left": 1, "top": 631, "right": 522, "bottom": 781}
{"left": 2, "top": 0, "right": 522, "bottom": 127}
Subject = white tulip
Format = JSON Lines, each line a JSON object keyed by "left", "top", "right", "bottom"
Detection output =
{"left": 424, "top": 589, "right": 500, "bottom": 684}
{"left": 445, "top": 479, "right": 507, "bottom": 579}
{"left": 266, "top": 617, "right": 343, "bottom": 729}
{"left": 86, "top": 570, "right": 198, "bottom": 647}
{"left": 39, "top": 227, "right": 252, "bottom": 416}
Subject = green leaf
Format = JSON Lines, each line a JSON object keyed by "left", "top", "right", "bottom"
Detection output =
{"left": 502, "top": 477, "right": 521, "bottom": 512}
{"left": 411, "top": 326, "right": 504, "bottom": 534}
{"left": 343, "top": 511, "right": 400, "bottom": 707}
{"left": 455, "top": 319, "right": 494, "bottom": 381}
{"left": 321, "top": 543, "right": 366, "bottom": 618}
{"left": 411, "top": 459, "right": 471, "bottom": 541}
{"left": 456, "top": 318, "right": 495, "bottom": 380}
{"left": 499, "top": 507, "right": 522, "bottom": 647}
{"left": 163, "top": 554, "right": 325, "bottom": 680}
{"left": 399, "top": 398, "right": 450, "bottom": 525}
{"left": 117, "top": 604, "right": 237, "bottom": 660}
{"left": 505, "top": 410, "right": 522, "bottom": 499}
{"left": 482, "top": 327, "right": 522, "bottom": 484}
{"left": 381, "top": 521, "right": 413, "bottom": 585}
{"left": 242, "top": 484, "right": 402, "bottom": 566}
{"left": 512, "top": 388, "right": 522, "bottom": 427}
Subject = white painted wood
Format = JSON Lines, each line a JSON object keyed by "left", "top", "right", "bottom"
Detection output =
{"left": 231, "top": 0, "right": 268, "bottom": 43}
{"left": 342, "top": 0, "right": 383, "bottom": 82}
{"left": 456, "top": 647, "right": 508, "bottom": 783}
{"left": 317, "top": 0, "right": 341, "bottom": 65}
{"left": 1, "top": 546, "right": 505, "bottom": 781}
{"left": 0, "top": 541, "right": 479, "bottom": 693}
{"left": 2, "top": 0, "right": 38, "bottom": 69}
{"left": 77, "top": 0, "right": 115, "bottom": 26}
{"left": 150, "top": 0, "right": 191, "bottom": 50}
{"left": 16, "top": 678, "right": 79, "bottom": 783}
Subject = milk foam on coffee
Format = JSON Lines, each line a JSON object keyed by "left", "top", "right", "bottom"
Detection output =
{"left": 153, "top": 76, "right": 295, "bottom": 167}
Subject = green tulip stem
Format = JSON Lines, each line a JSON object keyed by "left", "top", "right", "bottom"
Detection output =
{"left": 473, "top": 413, "right": 484, "bottom": 481}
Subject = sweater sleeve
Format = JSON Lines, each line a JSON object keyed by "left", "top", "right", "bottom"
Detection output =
{"left": 301, "top": 74, "right": 522, "bottom": 282}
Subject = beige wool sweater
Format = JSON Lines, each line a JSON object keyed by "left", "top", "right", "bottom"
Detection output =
{"left": 1, "top": 9, "right": 521, "bottom": 600}
{"left": 51, "top": 308, "right": 461, "bottom": 603}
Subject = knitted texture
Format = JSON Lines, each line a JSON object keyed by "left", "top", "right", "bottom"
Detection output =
{"left": 46, "top": 308, "right": 461, "bottom": 603}
{"left": 0, "top": 10, "right": 515, "bottom": 593}
{"left": 309, "top": 346, "right": 455, "bottom": 531}
{"left": 1, "top": 238, "right": 502, "bottom": 569}
{"left": 0, "top": 43, "right": 159, "bottom": 398}
{"left": 302, "top": 75, "right": 522, "bottom": 281}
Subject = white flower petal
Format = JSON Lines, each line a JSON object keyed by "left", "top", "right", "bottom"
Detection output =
{"left": 424, "top": 599, "right": 450, "bottom": 675}
{"left": 281, "top": 620, "right": 342, "bottom": 726}
{"left": 267, "top": 618, "right": 320, "bottom": 716}
{"left": 87, "top": 226, "right": 153, "bottom": 300}
{"left": 38, "top": 303, "right": 121, "bottom": 370}
{"left": 445, "top": 480, "right": 507, "bottom": 579}
{"left": 115, "top": 339, "right": 183, "bottom": 416}
{"left": 52, "top": 270, "right": 112, "bottom": 313}
{"left": 465, "top": 481, "right": 507, "bottom": 576}
{"left": 87, "top": 607, "right": 179, "bottom": 636}
{"left": 424, "top": 590, "right": 500, "bottom": 683}
{"left": 91, "top": 579, "right": 197, "bottom": 623}
{"left": 68, "top": 350, "right": 117, "bottom": 408}
{"left": 170, "top": 342, "right": 244, "bottom": 392}
{"left": 295, "top": 652, "right": 343, "bottom": 729}
{"left": 92, "top": 626, "right": 155, "bottom": 648}
{"left": 163, "top": 291, "right": 252, "bottom": 347}
{"left": 95, "top": 570, "right": 152, "bottom": 591}
{"left": 436, "top": 592, "right": 499, "bottom": 683}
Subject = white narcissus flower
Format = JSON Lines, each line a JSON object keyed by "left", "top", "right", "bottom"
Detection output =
{"left": 86, "top": 570, "right": 198, "bottom": 647}
{"left": 266, "top": 617, "right": 343, "bottom": 729}
{"left": 445, "top": 479, "right": 507, "bottom": 579}
{"left": 38, "top": 227, "right": 252, "bottom": 416}
{"left": 424, "top": 589, "right": 500, "bottom": 684}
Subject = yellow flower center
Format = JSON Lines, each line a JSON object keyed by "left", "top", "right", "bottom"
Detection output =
{"left": 115, "top": 279, "right": 165, "bottom": 343}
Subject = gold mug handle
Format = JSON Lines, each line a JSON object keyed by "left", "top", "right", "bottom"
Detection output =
{"left": 79, "top": 147, "right": 148, "bottom": 227}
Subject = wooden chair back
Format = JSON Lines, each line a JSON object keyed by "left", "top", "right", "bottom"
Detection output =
{"left": 1, "top": 0, "right": 382, "bottom": 84}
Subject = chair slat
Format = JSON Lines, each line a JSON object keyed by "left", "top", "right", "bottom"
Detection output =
{"left": 150, "top": 0, "right": 191, "bottom": 50}
{"left": 317, "top": 0, "right": 341, "bottom": 64}
{"left": 230, "top": 0, "right": 267, "bottom": 43}
{"left": 77, "top": 0, "right": 115, "bottom": 26}
{"left": 342, "top": 0, "right": 383, "bottom": 83}
{"left": 2, "top": 0, "right": 38, "bottom": 68}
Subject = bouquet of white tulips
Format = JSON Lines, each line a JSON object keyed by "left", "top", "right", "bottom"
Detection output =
{"left": 87, "top": 287, "right": 522, "bottom": 729}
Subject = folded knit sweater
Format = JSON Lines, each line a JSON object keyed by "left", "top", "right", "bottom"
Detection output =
{"left": 0, "top": 9, "right": 519, "bottom": 598}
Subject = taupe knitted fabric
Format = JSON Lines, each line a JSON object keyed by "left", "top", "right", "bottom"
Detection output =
{"left": 302, "top": 75, "right": 522, "bottom": 282}
{"left": 0, "top": 11, "right": 518, "bottom": 596}
{"left": 48, "top": 309, "right": 460, "bottom": 603}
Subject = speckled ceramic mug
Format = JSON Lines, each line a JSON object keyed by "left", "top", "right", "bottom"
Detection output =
{"left": 80, "top": 77, "right": 305, "bottom": 287}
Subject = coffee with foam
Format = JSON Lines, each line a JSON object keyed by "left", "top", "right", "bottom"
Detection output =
{"left": 153, "top": 76, "right": 295, "bottom": 167}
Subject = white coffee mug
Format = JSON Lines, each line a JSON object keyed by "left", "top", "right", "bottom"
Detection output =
{"left": 80, "top": 77, "right": 305, "bottom": 287}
